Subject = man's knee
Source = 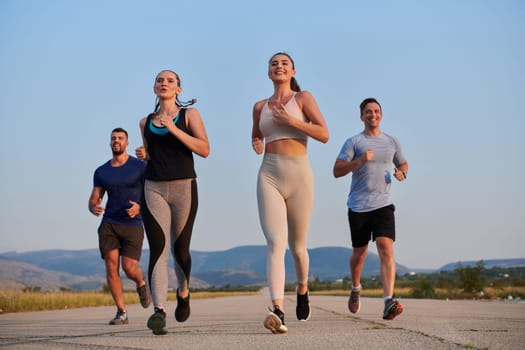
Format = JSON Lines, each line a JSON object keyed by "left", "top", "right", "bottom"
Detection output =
{"left": 104, "top": 251, "right": 120, "bottom": 271}
{"left": 121, "top": 258, "right": 139, "bottom": 274}
{"left": 352, "top": 245, "right": 368, "bottom": 258}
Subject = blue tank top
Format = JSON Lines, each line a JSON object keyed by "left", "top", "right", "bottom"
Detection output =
{"left": 143, "top": 108, "right": 197, "bottom": 181}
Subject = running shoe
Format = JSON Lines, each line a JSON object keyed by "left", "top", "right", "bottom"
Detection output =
{"left": 296, "top": 290, "right": 311, "bottom": 321}
{"left": 175, "top": 288, "right": 191, "bottom": 322}
{"left": 136, "top": 283, "right": 152, "bottom": 308}
{"left": 348, "top": 289, "right": 360, "bottom": 314}
{"left": 109, "top": 309, "right": 128, "bottom": 325}
{"left": 382, "top": 298, "right": 403, "bottom": 320}
{"left": 147, "top": 308, "right": 167, "bottom": 335}
{"left": 264, "top": 306, "right": 288, "bottom": 334}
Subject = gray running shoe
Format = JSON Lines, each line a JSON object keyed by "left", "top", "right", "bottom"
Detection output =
{"left": 383, "top": 298, "right": 403, "bottom": 320}
{"left": 136, "top": 283, "right": 152, "bottom": 308}
{"left": 109, "top": 309, "right": 128, "bottom": 325}
{"left": 264, "top": 306, "right": 288, "bottom": 334}
{"left": 147, "top": 308, "right": 167, "bottom": 335}
{"left": 348, "top": 290, "right": 360, "bottom": 314}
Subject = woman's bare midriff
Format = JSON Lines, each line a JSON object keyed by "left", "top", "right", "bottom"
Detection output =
{"left": 265, "top": 138, "right": 307, "bottom": 156}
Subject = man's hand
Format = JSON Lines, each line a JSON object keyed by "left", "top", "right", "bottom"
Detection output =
{"left": 394, "top": 168, "right": 407, "bottom": 181}
{"left": 91, "top": 198, "right": 104, "bottom": 216}
{"left": 126, "top": 200, "right": 140, "bottom": 218}
{"left": 361, "top": 149, "right": 374, "bottom": 162}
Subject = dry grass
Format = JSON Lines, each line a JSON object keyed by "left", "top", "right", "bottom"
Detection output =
{"left": 0, "top": 290, "right": 259, "bottom": 314}
{"left": 2, "top": 286, "right": 523, "bottom": 314}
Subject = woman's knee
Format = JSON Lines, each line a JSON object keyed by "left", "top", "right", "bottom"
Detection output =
{"left": 289, "top": 245, "right": 308, "bottom": 260}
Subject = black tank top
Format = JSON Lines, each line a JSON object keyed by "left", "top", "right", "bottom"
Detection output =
{"left": 144, "top": 108, "right": 196, "bottom": 181}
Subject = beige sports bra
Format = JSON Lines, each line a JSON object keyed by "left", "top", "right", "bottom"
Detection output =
{"left": 259, "top": 93, "right": 309, "bottom": 143}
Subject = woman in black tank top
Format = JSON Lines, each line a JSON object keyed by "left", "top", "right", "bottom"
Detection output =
{"left": 135, "top": 70, "right": 210, "bottom": 335}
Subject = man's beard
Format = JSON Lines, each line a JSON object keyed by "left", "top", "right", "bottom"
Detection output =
{"left": 112, "top": 147, "right": 125, "bottom": 156}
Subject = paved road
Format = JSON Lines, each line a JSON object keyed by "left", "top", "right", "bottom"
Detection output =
{"left": 1, "top": 290, "right": 524, "bottom": 349}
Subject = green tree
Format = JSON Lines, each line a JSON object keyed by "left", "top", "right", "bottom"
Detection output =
{"left": 457, "top": 261, "right": 484, "bottom": 294}
{"left": 22, "top": 286, "right": 41, "bottom": 292}
{"left": 411, "top": 276, "right": 436, "bottom": 299}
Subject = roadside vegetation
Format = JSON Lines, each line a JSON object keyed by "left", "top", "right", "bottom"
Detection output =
{"left": 1, "top": 262, "right": 523, "bottom": 314}
{"left": 0, "top": 289, "right": 259, "bottom": 314}
{"left": 303, "top": 262, "right": 525, "bottom": 300}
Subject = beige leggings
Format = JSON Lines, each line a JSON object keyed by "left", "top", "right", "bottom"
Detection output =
{"left": 257, "top": 153, "right": 314, "bottom": 300}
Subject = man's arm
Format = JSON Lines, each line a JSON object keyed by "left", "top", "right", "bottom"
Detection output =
{"left": 88, "top": 187, "right": 105, "bottom": 216}
{"left": 333, "top": 149, "right": 373, "bottom": 178}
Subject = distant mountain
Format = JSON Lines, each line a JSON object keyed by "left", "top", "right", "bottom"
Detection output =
{"left": 1, "top": 246, "right": 523, "bottom": 291}
{"left": 0, "top": 256, "right": 210, "bottom": 292}
{"left": 3, "top": 249, "right": 105, "bottom": 276}
{"left": 437, "top": 258, "right": 525, "bottom": 271}
{"left": 0, "top": 246, "right": 407, "bottom": 289}
{"left": 0, "top": 256, "right": 103, "bottom": 291}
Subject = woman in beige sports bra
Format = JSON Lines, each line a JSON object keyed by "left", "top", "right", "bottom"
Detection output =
{"left": 251, "top": 52, "right": 329, "bottom": 333}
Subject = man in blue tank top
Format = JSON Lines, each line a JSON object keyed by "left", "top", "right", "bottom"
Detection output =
{"left": 88, "top": 127, "right": 151, "bottom": 325}
{"left": 333, "top": 98, "right": 408, "bottom": 321}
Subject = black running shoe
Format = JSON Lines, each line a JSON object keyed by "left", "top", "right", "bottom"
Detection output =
{"left": 264, "top": 306, "right": 288, "bottom": 334}
{"left": 109, "top": 309, "right": 128, "bottom": 325}
{"left": 136, "top": 283, "right": 152, "bottom": 308}
{"left": 383, "top": 298, "right": 403, "bottom": 320}
{"left": 296, "top": 291, "right": 311, "bottom": 321}
{"left": 175, "top": 288, "right": 191, "bottom": 322}
{"left": 147, "top": 308, "right": 167, "bottom": 335}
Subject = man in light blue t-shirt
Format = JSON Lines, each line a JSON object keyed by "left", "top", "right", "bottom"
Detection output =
{"left": 333, "top": 98, "right": 408, "bottom": 321}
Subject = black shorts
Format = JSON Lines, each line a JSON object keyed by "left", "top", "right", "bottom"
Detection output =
{"left": 347, "top": 204, "right": 396, "bottom": 248}
{"left": 97, "top": 222, "right": 144, "bottom": 260}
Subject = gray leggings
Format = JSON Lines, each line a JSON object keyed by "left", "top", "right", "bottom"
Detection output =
{"left": 142, "top": 178, "right": 198, "bottom": 310}
{"left": 257, "top": 153, "right": 314, "bottom": 300}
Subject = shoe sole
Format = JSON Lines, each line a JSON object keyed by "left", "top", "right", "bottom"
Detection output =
{"left": 152, "top": 328, "right": 168, "bottom": 335}
{"left": 109, "top": 319, "right": 128, "bottom": 325}
{"left": 263, "top": 313, "right": 288, "bottom": 334}
{"left": 297, "top": 311, "right": 311, "bottom": 321}
{"left": 147, "top": 315, "right": 167, "bottom": 335}
{"left": 383, "top": 302, "right": 403, "bottom": 320}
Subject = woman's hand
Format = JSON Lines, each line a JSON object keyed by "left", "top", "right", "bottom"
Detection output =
{"left": 252, "top": 137, "right": 264, "bottom": 154}
{"left": 270, "top": 103, "right": 292, "bottom": 125}
{"left": 159, "top": 114, "right": 179, "bottom": 134}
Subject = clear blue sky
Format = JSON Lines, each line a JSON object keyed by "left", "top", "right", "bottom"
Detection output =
{"left": 1, "top": 0, "right": 523, "bottom": 269}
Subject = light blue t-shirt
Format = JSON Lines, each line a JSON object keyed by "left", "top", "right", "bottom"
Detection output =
{"left": 337, "top": 132, "right": 406, "bottom": 212}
